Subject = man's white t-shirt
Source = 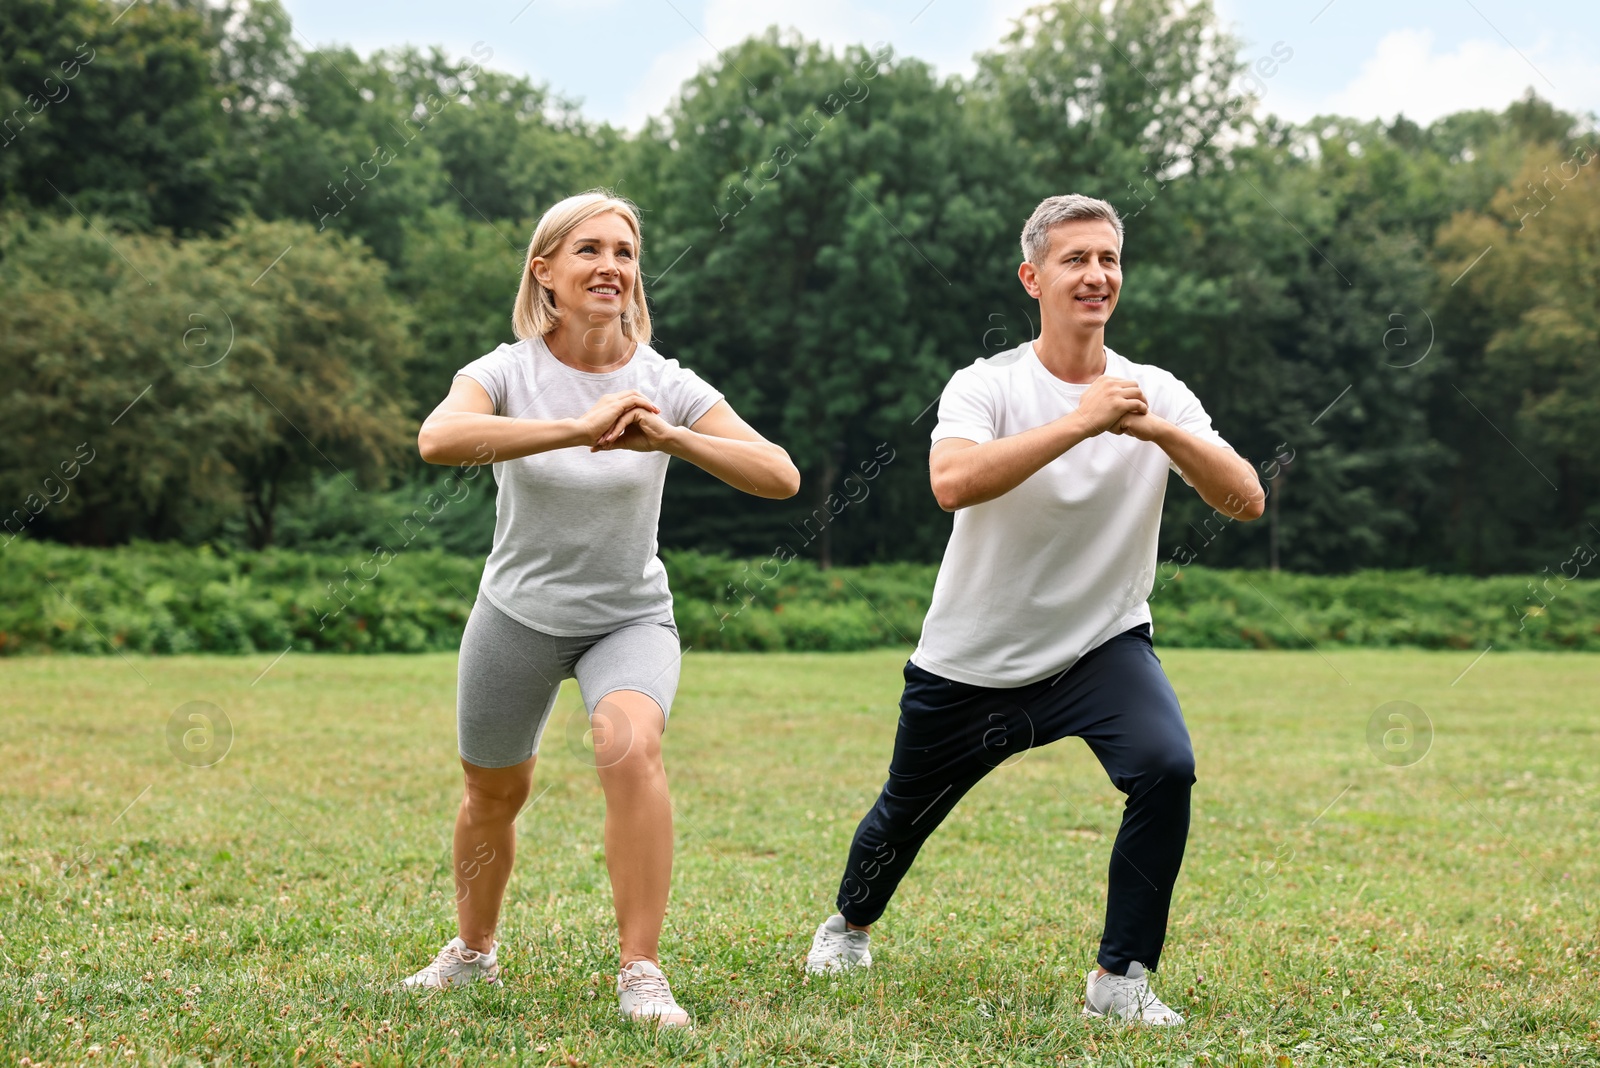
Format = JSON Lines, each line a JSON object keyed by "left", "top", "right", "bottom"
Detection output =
{"left": 909, "top": 340, "right": 1237, "bottom": 688}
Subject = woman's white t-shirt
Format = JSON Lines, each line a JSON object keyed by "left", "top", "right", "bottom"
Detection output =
{"left": 455, "top": 336, "right": 723, "bottom": 636}
{"left": 909, "top": 340, "right": 1236, "bottom": 688}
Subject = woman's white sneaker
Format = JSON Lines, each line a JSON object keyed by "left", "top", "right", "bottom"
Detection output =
{"left": 1082, "top": 961, "right": 1184, "bottom": 1025}
{"left": 401, "top": 936, "right": 501, "bottom": 989}
{"left": 617, "top": 960, "right": 691, "bottom": 1027}
{"left": 805, "top": 913, "right": 872, "bottom": 974}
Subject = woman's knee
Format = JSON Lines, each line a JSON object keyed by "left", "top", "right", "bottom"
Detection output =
{"left": 594, "top": 725, "right": 663, "bottom": 779}
{"left": 461, "top": 760, "right": 534, "bottom": 822}
{"left": 590, "top": 693, "right": 665, "bottom": 778}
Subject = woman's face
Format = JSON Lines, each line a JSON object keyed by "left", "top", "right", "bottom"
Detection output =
{"left": 532, "top": 211, "right": 639, "bottom": 330}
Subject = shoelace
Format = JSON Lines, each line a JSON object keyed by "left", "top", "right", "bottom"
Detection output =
{"left": 623, "top": 970, "right": 674, "bottom": 1005}
{"left": 422, "top": 944, "right": 480, "bottom": 980}
{"left": 815, "top": 928, "right": 861, "bottom": 953}
{"left": 1102, "top": 973, "right": 1170, "bottom": 1017}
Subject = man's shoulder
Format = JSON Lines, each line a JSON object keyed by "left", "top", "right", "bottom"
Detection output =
{"left": 945, "top": 343, "right": 1034, "bottom": 397}
{"left": 964, "top": 341, "right": 1034, "bottom": 376}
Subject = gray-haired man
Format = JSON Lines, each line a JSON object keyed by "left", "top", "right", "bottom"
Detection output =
{"left": 804, "top": 194, "right": 1262, "bottom": 1025}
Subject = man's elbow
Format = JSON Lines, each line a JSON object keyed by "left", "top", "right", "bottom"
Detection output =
{"left": 930, "top": 472, "right": 963, "bottom": 512}
{"left": 1234, "top": 488, "right": 1266, "bottom": 522}
{"left": 1218, "top": 486, "right": 1265, "bottom": 522}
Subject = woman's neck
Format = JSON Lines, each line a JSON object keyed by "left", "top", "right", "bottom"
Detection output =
{"left": 543, "top": 320, "right": 636, "bottom": 372}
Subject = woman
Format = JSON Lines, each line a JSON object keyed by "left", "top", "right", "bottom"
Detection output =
{"left": 405, "top": 190, "right": 799, "bottom": 1026}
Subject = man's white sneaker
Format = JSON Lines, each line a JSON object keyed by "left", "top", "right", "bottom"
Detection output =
{"left": 1082, "top": 961, "right": 1184, "bottom": 1026}
{"left": 805, "top": 913, "right": 872, "bottom": 974}
{"left": 617, "top": 960, "right": 691, "bottom": 1027}
{"left": 401, "top": 936, "right": 501, "bottom": 989}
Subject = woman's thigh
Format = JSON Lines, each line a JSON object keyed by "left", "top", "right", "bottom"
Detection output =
{"left": 571, "top": 620, "right": 683, "bottom": 727}
{"left": 456, "top": 596, "right": 583, "bottom": 768}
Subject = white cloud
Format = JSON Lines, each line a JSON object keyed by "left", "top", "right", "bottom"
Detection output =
{"left": 1272, "top": 28, "right": 1600, "bottom": 126}
{"left": 617, "top": 0, "right": 900, "bottom": 129}
{"left": 616, "top": 0, "right": 1043, "bottom": 129}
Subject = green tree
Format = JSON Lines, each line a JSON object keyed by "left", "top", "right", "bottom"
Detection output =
{"left": 639, "top": 31, "right": 1019, "bottom": 566}
{"left": 0, "top": 213, "right": 418, "bottom": 547}
{"left": 1, "top": 0, "right": 231, "bottom": 233}
{"left": 1437, "top": 145, "right": 1600, "bottom": 564}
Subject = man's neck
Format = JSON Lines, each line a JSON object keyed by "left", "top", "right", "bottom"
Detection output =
{"left": 1032, "top": 327, "right": 1107, "bottom": 384}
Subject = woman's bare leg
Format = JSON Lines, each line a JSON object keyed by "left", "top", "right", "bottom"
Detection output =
{"left": 590, "top": 691, "right": 673, "bottom": 966}
{"left": 454, "top": 754, "right": 535, "bottom": 952}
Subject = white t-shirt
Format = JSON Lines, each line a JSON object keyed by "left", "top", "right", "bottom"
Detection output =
{"left": 909, "top": 340, "right": 1236, "bottom": 688}
{"left": 455, "top": 336, "right": 723, "bottom": 636}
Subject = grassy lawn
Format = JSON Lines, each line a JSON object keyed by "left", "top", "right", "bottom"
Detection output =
{"left": 1, "top": 646, "right": 1595, "bottom": 1066}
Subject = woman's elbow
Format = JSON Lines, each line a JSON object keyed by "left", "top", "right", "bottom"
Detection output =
{"left": 417, "top": 423, "right": 448, "bottom": 465}
{"left": 777, "top": 463, "right": 801, "bottom": 499}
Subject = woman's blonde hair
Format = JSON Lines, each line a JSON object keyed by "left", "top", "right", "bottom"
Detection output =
{"left": 512, "top": 189, "right": 652, "bottom": 343}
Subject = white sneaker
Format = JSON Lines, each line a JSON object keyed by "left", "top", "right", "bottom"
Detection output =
{"left": 617, "top": 960, "right": 691, "bottom": 1027}
{"left": 805, "top": 913, "right": 872, "bottom": 974}
{"left": 400, "top": 936, "right": 501, "bottom": 989}
{"left": 1082, "top": 961, "right": 1184, "bottom": 1025}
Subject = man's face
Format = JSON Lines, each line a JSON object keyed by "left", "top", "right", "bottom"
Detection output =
{"left": 1019, "top": 219, "right": 1122, "bottom": 329}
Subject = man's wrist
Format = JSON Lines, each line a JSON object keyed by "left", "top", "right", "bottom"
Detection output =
{"left": 1143, "top": 416, "right": 1180, "bottom": 448}
{"left": 1059, "top": 411, "right": 1093, "bottom": 444}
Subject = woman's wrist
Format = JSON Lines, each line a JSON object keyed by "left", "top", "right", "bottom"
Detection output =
{"left": 660, "top": 424, "right": 693, "bottom": 458}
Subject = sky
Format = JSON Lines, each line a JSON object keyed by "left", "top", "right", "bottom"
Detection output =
{"left": 277, "top": 0, "right": 1600, "bottom": 132}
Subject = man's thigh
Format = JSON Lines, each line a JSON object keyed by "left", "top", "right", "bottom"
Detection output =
{"left": 1021, "top": 626, "right": 1193, "bottom": 789}
{"left": 887, "top": 660, "right": 1039, "bottom": 787}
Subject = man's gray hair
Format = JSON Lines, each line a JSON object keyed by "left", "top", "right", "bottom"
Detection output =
{"left": 1021, "top": 194, "right": 1124, "bottom": 265}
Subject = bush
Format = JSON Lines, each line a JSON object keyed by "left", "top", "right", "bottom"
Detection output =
{"left": 1, "top": 538, "right": 1596, "bottom": 656}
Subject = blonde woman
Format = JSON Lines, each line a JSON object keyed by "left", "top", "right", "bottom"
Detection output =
{"left": 406, "top": 190, "right": 799, "bottom": 1025}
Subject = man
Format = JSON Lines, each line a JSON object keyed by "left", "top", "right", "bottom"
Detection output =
{"left": 804, "top": 194, "right": 1263, "bottom": 1025}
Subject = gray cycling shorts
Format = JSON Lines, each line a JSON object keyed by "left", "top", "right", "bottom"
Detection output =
{"left": 456, "top": 593, "right": 683, "bottom": 769}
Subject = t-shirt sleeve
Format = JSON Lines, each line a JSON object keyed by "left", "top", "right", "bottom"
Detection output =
{"left": 454, "top": 349, "right": 509, "bottom": 417}
{"left": 930, "top": 367, "right": 997, "bottom": 445}
{"left": 661, "top": 360, "right": 725, "bottom": 428}
{"left": 1162, "top": 374, "right": 1236, "bottom": 486}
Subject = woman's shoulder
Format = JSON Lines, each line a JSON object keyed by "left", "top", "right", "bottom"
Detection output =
{"left": 462, "top": 337, "right": 535, "bottom": 373}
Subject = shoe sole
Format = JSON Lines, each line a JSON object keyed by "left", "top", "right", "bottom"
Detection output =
{"left": 401, "top": 975, "right": 502, "bottom": 991}
{"left": 620, "top": 1009, "right": 692, "bottom": 1028}
{"left": 1081, "top": 1006, "right": 1184, "bottom": 1026}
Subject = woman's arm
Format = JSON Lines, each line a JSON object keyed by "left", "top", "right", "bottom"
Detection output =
{"left": 593, "top": 400, "right": 801, "bottom": 499}
{"left": 417, "top": 376, "right": 660, "bottom": 466}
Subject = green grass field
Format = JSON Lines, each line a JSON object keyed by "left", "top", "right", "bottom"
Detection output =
{"left": 2, "top": 647, "right": 1595, "bottom": 1067}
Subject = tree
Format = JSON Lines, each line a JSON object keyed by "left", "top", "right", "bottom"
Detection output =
{"left": 0, "top": 213, "right": 418, "bottom": 547}
{"left": 1436, "top": 144, "right": 1600, "bottom": 565}
{"left": 639, "top": 31, "right": 1019, "bottom": 566}
{"left": 1, "top": 0, "right": 232, "bottom": 234}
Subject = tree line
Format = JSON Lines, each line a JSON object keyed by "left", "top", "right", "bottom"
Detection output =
{"left": 2, "top": 0, "right": 1596, "bottom": 575}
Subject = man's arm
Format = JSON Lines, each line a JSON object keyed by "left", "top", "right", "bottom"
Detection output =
{"left": 1113, "top": 412, "right": 1264, "bottom": 520}
{"left": 929, "top": 376, "right": 1148, "bottom": 511}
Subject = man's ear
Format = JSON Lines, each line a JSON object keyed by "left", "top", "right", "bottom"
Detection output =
{"left": 1017, "top": 260, "right": 1041, "bottom": 299}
